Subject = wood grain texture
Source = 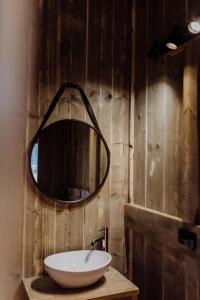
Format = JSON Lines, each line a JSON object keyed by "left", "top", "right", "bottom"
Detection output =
{"left": 125, "top": 208, "right": 200, "bottom": 300}
{"left": 23, "top": 267, "right": 139, "bottom": 300}
{"left": 125, "top": 204, "right": 200, "bottom": 258}
{"left": 182, "top": 42, "right": 199, "bottom": 224}
{"left": 132, "top": 232, "right": 145, "bottom": 300}
{"left": 84, "top": 0, "right": 102, "bottom": 250}
{"left": 146, "top": 0, "right": 165, "bottom": 212}
{"left": 110, "top": 0, "right": 131, "bottom": 272}
{"left": 133, "top": 0, "right": 147, "bottom": 206}
{"left": 127, "top": 1, "right": 200, "bottom": 299}
{"left": 163, "top": 0, "right": 185, "bottom": 217}
{"left": 163, "top": 247, "right": 185, "bottom": 300}
{"left": 132, "top": 0, "right": 200, "bottom": 219}
{"left": 24, "top": 0, "right": 132, "bottom": 277}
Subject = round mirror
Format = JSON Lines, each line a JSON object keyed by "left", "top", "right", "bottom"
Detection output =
{"left": 29, "top": 119, "right": 110, "bottom": 204}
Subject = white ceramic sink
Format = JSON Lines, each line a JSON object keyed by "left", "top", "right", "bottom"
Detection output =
{"left": 44, "top": 250, "right": 112, "bottom": 288}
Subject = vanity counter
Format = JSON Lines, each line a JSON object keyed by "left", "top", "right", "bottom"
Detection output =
{"left": 23, "top": 267, "right": 139, "bottom": 300}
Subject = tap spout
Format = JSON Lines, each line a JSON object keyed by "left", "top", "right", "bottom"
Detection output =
{"left": 90, "top": 236, "right": 104, "bottom": 248}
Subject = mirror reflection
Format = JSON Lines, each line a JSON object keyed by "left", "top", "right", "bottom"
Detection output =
{"left": 30, "top": 120, "right": 108, "bottom": 202}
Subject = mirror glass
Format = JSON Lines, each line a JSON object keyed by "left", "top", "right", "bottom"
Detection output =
{"left": 29, "top": 119, "right": 109, "bottom": 203}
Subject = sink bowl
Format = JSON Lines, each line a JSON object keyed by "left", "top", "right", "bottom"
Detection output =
{"left": 44, "top": 250, "right": 112, "bottom": 288}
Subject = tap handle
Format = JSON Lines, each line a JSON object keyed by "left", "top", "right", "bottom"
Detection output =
{"left": 99, "top": 227, "right": 108, "bottom": 232}
{"left": 98, "top": 227, "right": 108, "bottom": 252}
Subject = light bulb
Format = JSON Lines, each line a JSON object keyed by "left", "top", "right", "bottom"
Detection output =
{"left": 166, "top": 42, "right": 178, "bottom": 50}
{"left": 188, "top": 21, "right": 200, "bottom": 34}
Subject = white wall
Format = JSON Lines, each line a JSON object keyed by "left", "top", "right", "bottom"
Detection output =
{"left": 0, "top": 0, "right": 32, "bottom": 298}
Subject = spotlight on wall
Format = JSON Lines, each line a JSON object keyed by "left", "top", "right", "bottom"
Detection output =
{"left": 188, "top": 21, "right": 200, "bottom": 34}
{"left": 166, "top": 42, "right": 178, "bottom": 50}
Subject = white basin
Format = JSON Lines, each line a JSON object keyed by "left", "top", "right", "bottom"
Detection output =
{"left": 44, "top": 250, "right": 112, "bottom": 288}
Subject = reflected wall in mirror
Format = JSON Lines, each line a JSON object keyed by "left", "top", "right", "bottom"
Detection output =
{"left": 29, "top": 119, "right": 109, "bottom": 203}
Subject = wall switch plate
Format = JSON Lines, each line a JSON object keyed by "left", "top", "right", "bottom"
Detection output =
{"left": 178, "top": 228, "right": 196, "bottom": 250}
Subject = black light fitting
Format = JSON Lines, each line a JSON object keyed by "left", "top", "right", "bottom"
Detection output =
{"left": 148, "top": 21, "right": 200, "bottom": 59}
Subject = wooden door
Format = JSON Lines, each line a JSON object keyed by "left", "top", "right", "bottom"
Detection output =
{"left": 126, "top": 0, "right": 200, "bottom": 299}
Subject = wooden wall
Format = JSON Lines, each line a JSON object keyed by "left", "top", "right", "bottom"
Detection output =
{"left": 24, "top": 0, "right": 132, "bottom": 277}
{"left": 126, "top": 0, "right": 200, "bottom": 299}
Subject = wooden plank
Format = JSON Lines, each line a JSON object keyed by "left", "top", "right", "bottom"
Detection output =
{"left": 23, "top": 267, "right": 139, "bottom": 300}
{"left": 182, "top": 42, "right": 198, "bottom": 224}
{"left": 132, "top": 231, "right": 146, "bottom": 300}
{"left": 37, "top": 0, "right": 49, "bottom": 118}
{"left": 185, "top": 256, "right": 199, "bottom": 300}
{"left": 181, "top": 0, "right": 200, "bottom": 224}
{"left": 40, "top": 0, "right": 58, "bottom": 268}
{"left": 145, "top": 238, "right": 163, "bottom": 300}
{"left": 110, "top": 0, "right": 130, "bottom": 272}
{"left": 125, "top": 203, "right": 200, "bottom": 258}
{"left": 129, "top": 0, "right": 135, "bottom": 204}
{"left": 68, "top": 0, "right": 87, "bottom": 250}
{"left": 133, "top": 0, "right": 147, "bottom": 207}
{"left": 163, "top": 247, "right": 185, "bottom": 300}
{"left": 163, "top": 0, "right": 185, "bottom": 217}
{"left": 55, "top": 0, "right": 72, "bottom": 254}
{"left": 84, "top": 0, "right": 102, "bottom": 249}
{"left": 125, "top": 228, "right": 133, "bottom": 281}
{"left": 186, "top": 0, "right": 200, "bottom": 20}
{"left": 163, "top": 52, "right": 183, "bottom": 217}
{"left": 98, "top": 0, "right": 113, "bottom": 243}
{"left": 122, "top": 0, "right": 132, "bottom": 208}
{"left": 146, "top": 0, "right": 165, "bottom": 212}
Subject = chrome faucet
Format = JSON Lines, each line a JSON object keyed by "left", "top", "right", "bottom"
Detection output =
{"left": 90, "top": 227, "right": 108, "bottom": 251}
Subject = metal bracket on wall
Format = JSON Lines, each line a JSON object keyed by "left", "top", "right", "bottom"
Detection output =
{"left": 178, "top": 227, "right": 197, "bottom": 250}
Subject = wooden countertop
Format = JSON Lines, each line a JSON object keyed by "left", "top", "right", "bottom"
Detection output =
{"left": 23, "top": 267, "right": 139, "bottom": 300}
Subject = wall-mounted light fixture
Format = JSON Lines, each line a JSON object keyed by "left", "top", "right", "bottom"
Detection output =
{"left": 188, "top": 21, "right": 200, "bottom": 34}
{"left": 166, "top": 42, "right": 178, "bottom": 50}
{"left": 148, "top": 20, "right": 200, "bottom": 59}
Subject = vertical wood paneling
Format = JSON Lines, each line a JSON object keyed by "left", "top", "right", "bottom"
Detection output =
{"left": 185, "top": 256, "right": 199, "bottom": 300}
{"left": 55, "top": 0, "right": 72, "bottom": 253}
{"left": 145, "top": 239, "right": 163, "bottom": 300}
{"left": 183, "top": 0, "right": 200, "bottom": 223}
{"left": 110, "top": 0, "right": 130, "bottom": 272}
{"left": 41, "top": 0, "right": 58, "bottom": 263}
{"left": 132, "top": 232, "right": 146, "bottom": 300}
{"left": 146, "top": 0, "right": 165, "bottom": 212}
{"left": 129, "top": 0, "right": 135, "bottom": 205}
{"left": 164, "top": 53, "right": 183, "bottom": 216}
{"left": 182, "top": 42, "right": 199, "bottom": 223}
{"left": 24, "top": 0, "right": 131, "bottom": 276}
{"left": 98, "top": 0, "right": 113, "bottom": 237}
{"left": 163, "top": 247, "right": 185, "bottom": 300}
{"left": 133, "top": 0, "right": 199, "bottom": 217}
{"left": 163, "top": 0, "right": 184, "bottom": 217}
{"left": 133, "top": 0, "right": 147, "bottom": 206}
{"left": 128, "top": 0, "right": 200, "bottom": 299}
{"left": 84, "top": 0, "right": 102, "bottom": 249}
{"left": 68, "top": 0, "right": 87, "bottom": 251}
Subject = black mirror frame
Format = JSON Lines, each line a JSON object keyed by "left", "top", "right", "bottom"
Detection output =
{"left": 28, "top": 82, "right": 111, "bottom": 206}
